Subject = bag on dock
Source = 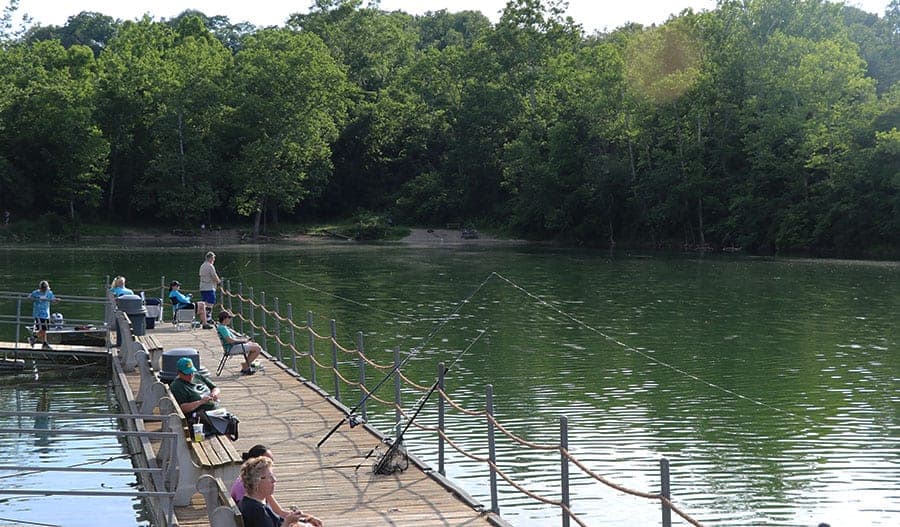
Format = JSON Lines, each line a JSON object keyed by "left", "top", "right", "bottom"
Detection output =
{"left": 196, "top": 408, "right": 240, "bottom": 441}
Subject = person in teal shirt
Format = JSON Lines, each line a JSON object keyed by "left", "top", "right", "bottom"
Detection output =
{"left": 29, "top": 280, "right": 59, "bottom": 350}
{"left": 216, "top": 310, "right": 262, "bottom": 375}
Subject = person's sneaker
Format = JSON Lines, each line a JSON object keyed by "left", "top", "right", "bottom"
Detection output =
{"left": 42, "top": 342, "right": 53, "bottom": 351}
{"left": 202, "top": 324, "right": 213, "bottom": 330}
{"left": 27, "top": 335, "right": 36, "bottom": 347}
{"left": 240, "top": 368, "right": 256, "bottom": 376}
{"left": 250, "top": 359, "right": 262, "bottom": 369}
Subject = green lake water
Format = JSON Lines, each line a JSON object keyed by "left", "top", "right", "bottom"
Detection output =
{"left": 0, "top": 244, "right": 897, "bottom": 526}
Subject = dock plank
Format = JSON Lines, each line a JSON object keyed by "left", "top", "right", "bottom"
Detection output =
{"left": 125, "top": 325, "right": 500, "bottom": 527}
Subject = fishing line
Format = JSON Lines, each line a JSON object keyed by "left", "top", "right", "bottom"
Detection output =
{"left": 265, "top": 270, "right": 423, "bottom": 322}
{"left": 317, "top": 272, "right": 498, "bottom": 448}
{"left": 492, "top": 272, "right": 818, "bottom": 425}
{"left": 0, "top": 517, "right": 61, "bottom": 527}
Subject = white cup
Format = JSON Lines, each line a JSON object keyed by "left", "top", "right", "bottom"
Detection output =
{"left": 192, "top": 423, "right": 204, "bottom": 442}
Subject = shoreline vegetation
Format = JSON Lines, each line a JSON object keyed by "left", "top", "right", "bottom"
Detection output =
{"left": 1, "top": 220, "right": 898, "bottom": 261}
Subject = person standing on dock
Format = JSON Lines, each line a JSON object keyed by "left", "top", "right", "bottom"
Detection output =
{"left": 29, "top": 280, "right": 59, "bottom": 350}
{"left": 198, "top": 251, "right": 221, "bottom": 324}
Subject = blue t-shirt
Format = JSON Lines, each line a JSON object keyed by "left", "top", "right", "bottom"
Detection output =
{"left": 110, "top": 286, "right": 133, "bottom": 297}
{"left": 31, "top": 289, "right": 55, "bottom": 319}
{"left": 169, "top": 289, "right": 192, "bottom": 309}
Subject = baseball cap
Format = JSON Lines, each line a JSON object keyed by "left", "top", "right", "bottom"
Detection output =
{"left": 177, "top": 357, "right": 197, "bottom": 374}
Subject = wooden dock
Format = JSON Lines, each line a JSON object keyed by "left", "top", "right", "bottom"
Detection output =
{"left": 122, "top": 324, "right": 505, "bottom": 527}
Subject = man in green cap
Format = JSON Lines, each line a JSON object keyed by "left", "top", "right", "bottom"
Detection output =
{"left": 170, "top": 357, "right": 220, "bottom": 415}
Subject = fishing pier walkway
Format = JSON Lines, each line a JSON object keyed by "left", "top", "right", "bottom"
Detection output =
{"left": 122, "top": 324, "right": 503, "bottom": 527}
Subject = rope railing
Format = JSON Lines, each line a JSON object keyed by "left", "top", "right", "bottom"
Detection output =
{"left": 220, "top": 280, "right": 706, "bottom": 527}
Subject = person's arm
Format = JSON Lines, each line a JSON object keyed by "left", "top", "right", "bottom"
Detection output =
{"left": 267, "top": 495, "right": 289, "bottom": 517}
{"left": 224, "top": 327, "right": 249, "bottom": 345}
{"left": 179, "top": 393, "right": 214, "bottom": 414}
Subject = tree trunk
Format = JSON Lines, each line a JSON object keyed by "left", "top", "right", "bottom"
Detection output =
{"left": 698, "top": 195, "right": 705, "bottom": 246}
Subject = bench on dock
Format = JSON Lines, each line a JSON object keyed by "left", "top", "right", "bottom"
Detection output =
{"left": 136, "top": 334, "right": 164, "bottom": 370}
{"left": 197, "top": 474, "right": 244, "bottom": 527}
{"left": 157, "top": 391, "right": 243, "bottom": 506}
{"left": 133, "top": 346, "right": 242, "bottom": 507}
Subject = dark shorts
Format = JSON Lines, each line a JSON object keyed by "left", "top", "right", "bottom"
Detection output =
{"left": 33, "top": 318, "right": 49, "bottom": 331}
{"left": 201, "top": 290, "right": 216, "bottom": 305}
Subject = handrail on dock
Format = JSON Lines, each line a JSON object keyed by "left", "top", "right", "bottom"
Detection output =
{"left": 0, "top": 412, "right": 178, "bottom": 525}
{"left": 218, "top": 280, "right": 707, "bottom": 527}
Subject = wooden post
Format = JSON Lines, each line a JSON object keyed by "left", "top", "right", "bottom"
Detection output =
{"left": 487, "top": 384, "right": 499, "bottom": 514}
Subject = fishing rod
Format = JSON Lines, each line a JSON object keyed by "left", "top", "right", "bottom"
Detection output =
{"left": 359, "top": 328, "right": 486, "bottom": 474}
{"left": 316, "top": 272, "right": 497, "bottom": 449}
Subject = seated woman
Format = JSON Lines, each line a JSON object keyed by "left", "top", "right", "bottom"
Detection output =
{"left": 217, "top": 310, "right": 262, "bottom": 375}
{"left": 239, "top": 456, "right": 321, "bottom": 527}
{"left": 231, "top": 445, "right": 321, "bottom": 526}
{"left": 168, "top": 280, "right": 210, "bottom": 329}
{"left": 109, "top": 276, "right": 134, "bottom": 297}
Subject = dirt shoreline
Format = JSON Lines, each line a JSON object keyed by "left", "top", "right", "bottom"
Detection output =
{"left": 73, "top": 227, "right": 524, "bottom": 247}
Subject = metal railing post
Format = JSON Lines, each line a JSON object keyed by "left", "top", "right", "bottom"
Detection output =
{"left": 259, "top": 291, "right": 267, "bottom": 352}
{"left": 394, "top": 346, "right": 402, "bottom": 440}
{"left": 248, "top": 287, "right": 254, "bottom": 338}
{"left": 487, "top": 384, "right": 499, "bottom": 514}
{"left": 160, "top": 276, "right": 165, "bottom": 302}
{"left": 226, "top": 279, "right": 233, "bottom": 313}
{"left": 330, "top": 319, "right": 340, "bottom": 401}
{"left": 15, "top": 296, "right": 22, "bottom": 348}
{"left": 288, "top": 304, "right": 297, "bottom": 372}
{"left": 357, "top": 331, "right": 366, "bottom": 421}
{"left": 307, "top": 311, "right": 316, "bottom": 385}
{"left": 438, "top": 361, "right": 446, "bottom": 475}
{"left": 660, "top": 457, "right": 671, "bottom": 527}
{"left": 238, "top": 283, "right": 245, "bottom": 334}
{"left": 274, "top": 297, "right": 281, "bottom": 361}
{"left": 561, "top": 416, "right": 570, "bottom": 527}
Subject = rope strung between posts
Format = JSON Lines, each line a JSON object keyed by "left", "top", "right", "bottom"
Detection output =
{"left": 222, "top": 278, "right": 709, "bottom": 527}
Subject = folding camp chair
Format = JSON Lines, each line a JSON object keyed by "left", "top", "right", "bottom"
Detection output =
{"left": 216, "top": 339, "right": 248, "bottom": 376}
{"left": 170, "top": 298, "right": 195, "bottom": 331}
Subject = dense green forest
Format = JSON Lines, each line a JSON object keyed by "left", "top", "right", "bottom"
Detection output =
{"left": 0, "top": 0, "right": 897, "bottom": 255}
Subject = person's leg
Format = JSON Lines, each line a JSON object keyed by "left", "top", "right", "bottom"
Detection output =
{"left": 200, "top": 290, "right": 216, "bottom": 322}
{"left": 37, "top": 319, "right": 50, "bottom": 349}
{"left": 236, "top": 342, "right": 262, "bottom": 372}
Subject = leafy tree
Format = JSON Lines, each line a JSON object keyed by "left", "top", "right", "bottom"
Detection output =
{"left": 226, "top": 28, "right": 350, "bottom": 236}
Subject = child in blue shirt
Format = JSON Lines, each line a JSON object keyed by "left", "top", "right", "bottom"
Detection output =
{"left": 30, "top": 280, "right": 60, "bottom": 350}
